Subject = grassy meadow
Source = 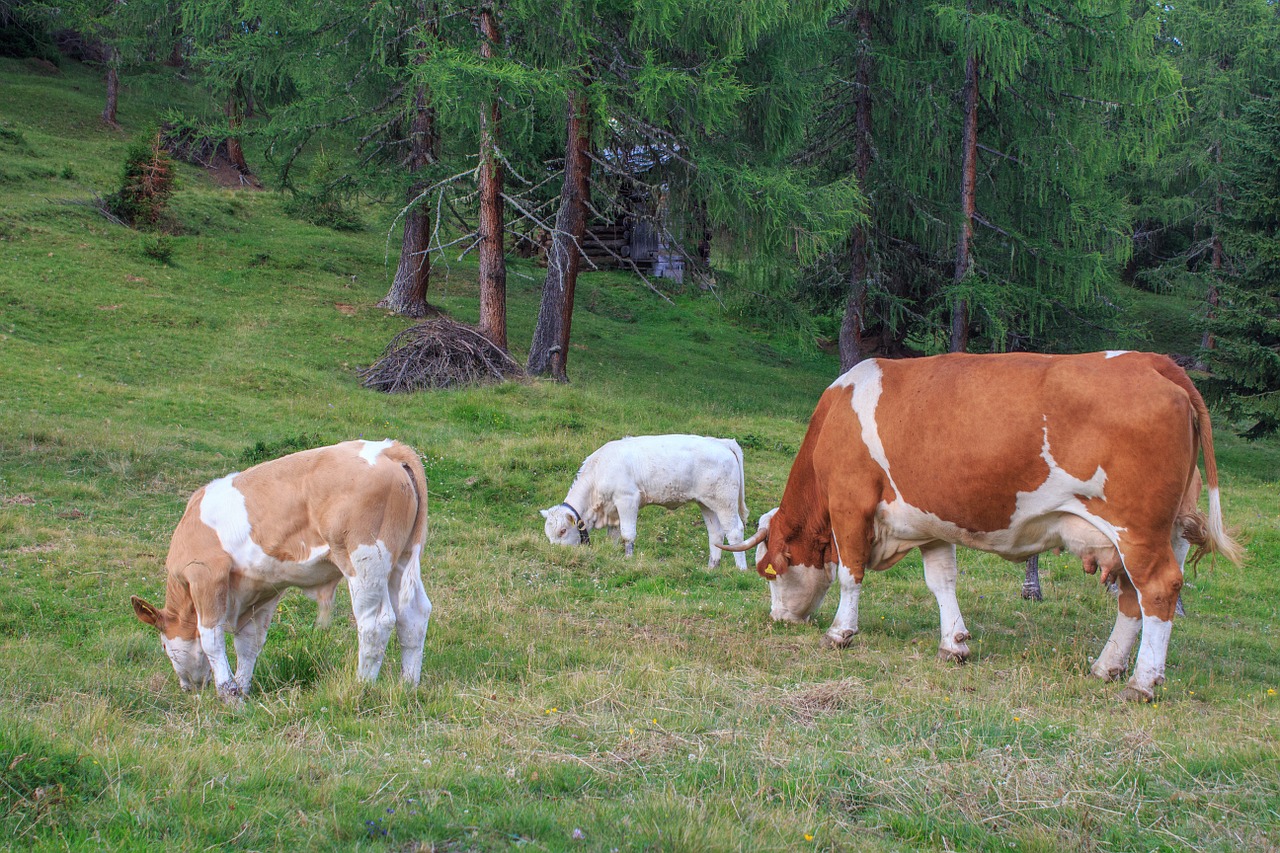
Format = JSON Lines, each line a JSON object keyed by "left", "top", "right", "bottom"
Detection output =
{"left": 2, "top": 57, "right": 1279, "bottom": 852}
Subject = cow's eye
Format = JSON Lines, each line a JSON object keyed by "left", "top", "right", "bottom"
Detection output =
{"left": 558, "top": 528, "right": 568, "bottom": 537}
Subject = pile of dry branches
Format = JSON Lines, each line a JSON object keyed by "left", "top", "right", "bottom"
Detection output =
{"left": 360, "top": 318, "right": 524, "bottom": 392}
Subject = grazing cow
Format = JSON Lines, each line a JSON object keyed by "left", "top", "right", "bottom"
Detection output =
{"left": 542, "top": 434, "right": 749, "bottom": 568}
{"left": 132, "top": 439, "right": 431, "bottom": 700}
{"left": 724, "top": 352, "right": 1241, "bottom": 701}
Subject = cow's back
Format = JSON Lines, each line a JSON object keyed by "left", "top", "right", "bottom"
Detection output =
{"left": 213, "top": 440, "right": 423, "bottom": 568}
{"left": 594, "top": 435, "right": 740, "bottom": 506}
{"left": 821, "top": 352, "right": 1199, "bottom": 538}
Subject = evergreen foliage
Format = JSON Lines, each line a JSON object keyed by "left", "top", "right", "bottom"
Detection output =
{"left": 105, "top": 132, "right": 177, "bottom": 228}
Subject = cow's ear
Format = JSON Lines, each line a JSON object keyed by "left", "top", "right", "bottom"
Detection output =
{"left": 540, "top": 508, "right": 551, "bottom": 518}
{"left": 132, "top": 595, "right": 166, "bottom": 630}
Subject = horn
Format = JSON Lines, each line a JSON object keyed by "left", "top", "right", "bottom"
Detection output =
{"left": 715, "top": 526, "right": 769, "bottom": 553}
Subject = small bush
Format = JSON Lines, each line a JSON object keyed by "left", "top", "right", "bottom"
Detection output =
{"left": 281, "top": 150, "right": 363, "bottom": 231}
{"left": 105, "top": 133, "right": 177, "bottom": 229}
{"left": 139, "top": 234, "right": 174, "bottom": 264}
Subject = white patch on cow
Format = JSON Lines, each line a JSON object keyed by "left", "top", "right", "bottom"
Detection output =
{"left": 1104, "top": 350, "right": 1130, "bottom": 359}
{"left": 200, "top": 474, "right": 267, "bottom": 568}
{"left": 832, "top": 360, "right": 903, "bottom": 498}
{"left": 160, "top": 633, "right": 208, "bottom": 690}
{"left": 306, "top": 544, "right": 331, "bottom": 563}
{"left": 359, "top": 438, "right": 395, "bottom": 466}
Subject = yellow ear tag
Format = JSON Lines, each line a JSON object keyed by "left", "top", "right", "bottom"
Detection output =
{"left": 764, "top": 564, "right": 777, "bottom": 578}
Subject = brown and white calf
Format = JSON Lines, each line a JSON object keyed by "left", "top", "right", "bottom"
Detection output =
{"left": 725, "top": 352, "right": 1242, "bottom": 702}
{"left": 132, "top": 439, "right": 431, "bottom": 699}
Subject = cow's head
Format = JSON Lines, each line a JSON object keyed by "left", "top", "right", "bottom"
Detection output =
{"left": 723, "top": 508, "right": 835, "bottom": 623}
{"left": 540, "top": 504, "right": 589, "bottom": 546}
{"left": 131, "top": 596, "right": 211, "bottom": 691}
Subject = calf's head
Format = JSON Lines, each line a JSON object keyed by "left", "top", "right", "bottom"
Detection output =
{"left": 724, "top": 508, "right": 835, "bottom": 623}
{"left": 540, "top": 505, "right": 588, "bottom": 546}
{"left": 131, "top": 596, "right": 211, "bottom": 691}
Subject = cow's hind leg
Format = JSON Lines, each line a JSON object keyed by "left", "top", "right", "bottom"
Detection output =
{"left": 716, "top": 507, "right": 747, "bottom": 571}
{"left": 343, "top": 542, "right": 397, "bottom": 682}
{"left": 921, "top": 542, "right": 971, "bottom": 662}
{"left": 388, "top": 547, "right": 432, "bottom": 686}
{"left": 1091, "top": 571, "right": 1141, "bottom": 682}
{"left": 699, "top": 505, "right": 724, "bottom": 568}
{"left": 1117, "top": 545, "right": 1183, "bottom": 702}
{"left": 232, "top": 592, "right": 284, "bottom": 695}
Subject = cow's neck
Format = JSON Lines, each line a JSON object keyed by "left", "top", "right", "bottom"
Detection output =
{"left": 779, "top": 394, "right": 835, "bottom": 544}
{"left": 562, "top": 477, "right": 597, "bottom": 527}
{"left": 162, "top": 573, "right": 202, "bottom": 640}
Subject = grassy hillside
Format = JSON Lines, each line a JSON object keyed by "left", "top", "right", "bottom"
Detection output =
{"left": 2, "top": 57, "right": 1278, "bottom": 852}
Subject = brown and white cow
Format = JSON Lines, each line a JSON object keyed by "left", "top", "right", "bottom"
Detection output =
{"left": 131, "top": 439, "right": 431, "bottom": 700}
{"left": 725, "top": 352, "right": 1242, "bottom": 701}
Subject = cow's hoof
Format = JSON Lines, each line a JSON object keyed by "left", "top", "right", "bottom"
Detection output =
{"left": 1090, "top": 661, "right": 1127, "bottom": 682}
{"left": 217, "top": 683, "right": 244, "bottom": 704}
{"left": 937, "top": 646, "right": 970, "bottom": 663}
{"left": 820, "top": 629, "right": 857, "bottom": 649}
{"left": 1118, "top": 683, "right": 1155, "bottom": 703}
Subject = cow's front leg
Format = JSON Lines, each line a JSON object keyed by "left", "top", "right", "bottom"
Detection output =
{"left": 821, "top": 562, "right": 864, "bottom": 648}
{"left": 232, "top": 593, "right": 283, "bottom": 695}
{"left": 346, "top": 543, "right": 397, "bottom": 682}
{"left": 197, "top": 622, "right": 241, "bottom": 700}
{"left": 1091, "top": 571, "right": 1141, "bottom": 682}
{"left": 1118, "top": 549, "right": 1182, "bottom": 702}
{"left": 921, "top": 542, "right": 971, "bottom": 662}
{"left": 616, "top": 495, "right": 640, "bottom": 558}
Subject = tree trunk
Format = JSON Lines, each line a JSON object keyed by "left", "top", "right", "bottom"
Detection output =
{"left": 1202, "top": 139, "right": 1223, "bottom": 353}
{"left": 950, "top": 51, "right": 978, "bottom": 354}
{"left": 476, "top": 5, "right": 507, "bottom": 350}
{"left": 102, "top": 46, "right": 120, "bottom": 128}
{"left": 528, "top": 88, "right": 592, "bottom": 381}
{"left": 838, "top": 7, "right": 874, "bottom": 373}
{"left": 223, "top": 95, "right": 250, "bottom": 174}
{"left": 380, "top": 76, "right": 438, "bottom": 317}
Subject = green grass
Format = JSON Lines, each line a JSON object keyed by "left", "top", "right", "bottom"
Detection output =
{"left": 2, "top": 56, "right": 1278, "bottom": 851}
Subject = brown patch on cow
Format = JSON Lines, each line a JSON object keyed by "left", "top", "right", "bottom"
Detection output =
{"left": 874, "top": 355, "right": 1051, "bottom": 533}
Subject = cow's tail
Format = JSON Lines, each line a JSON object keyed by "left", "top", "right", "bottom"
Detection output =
{"left": 724, "top": 438, "right": 748, "bottom": 522}
{"left": 1157, "top": 360, "right": 1244, "bottom": 567}
{"left": 384, "top": 441, "right": 430, "bottom": 557}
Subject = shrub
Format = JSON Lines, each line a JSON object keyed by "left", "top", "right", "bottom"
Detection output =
{"left": 105, "top": 133, "right": 177, "bottom": 228}
{"left": 281, "top": 149, "right": 363, "bottom": 231}
{"left": 139, "top": 234, "right": 174, "bottom": 264}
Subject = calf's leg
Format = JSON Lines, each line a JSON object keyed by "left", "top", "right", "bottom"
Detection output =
{"left": 389, "top": 547, "right": 432, "bottom": 686}
{"left": 699, "top": 506, "right": 724, "bottom": 568}
{"left": 616, "top": 495, "right": 640, "bottom": 558}
{"left": 344, "top": 542, "right": 397, "bottom": 682}
{"left": 232, "top": 592, "right": 283, "bottom": 694}
{"left": 717, "top": 508, "right": 747, "bottom": 570}
{"left": 921, "top": 542, "right": 971, "bottom": 662}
